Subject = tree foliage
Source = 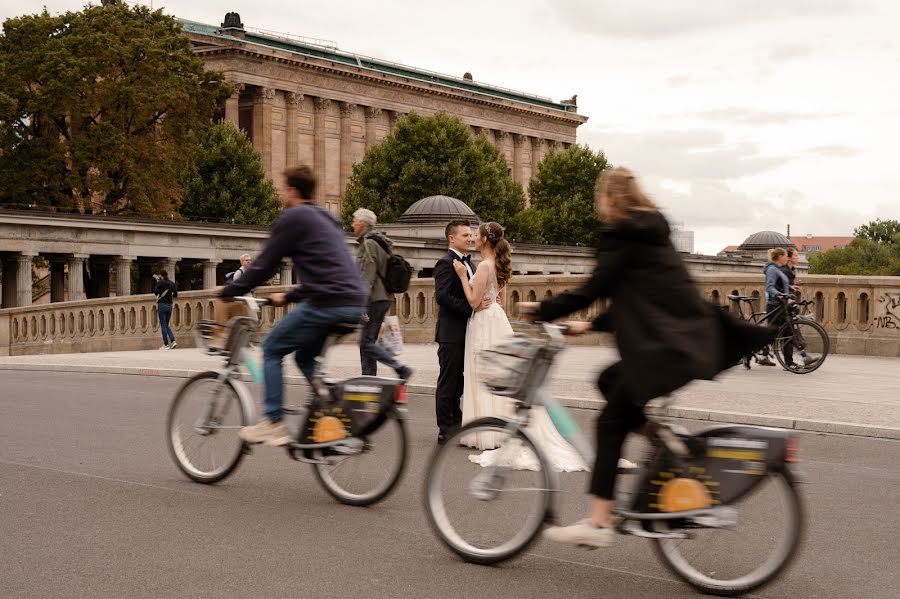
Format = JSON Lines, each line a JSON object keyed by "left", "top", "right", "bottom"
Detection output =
{"left": 809, "top": 237, "right": 900, "bottom": 276}
{"left": 513, "top": 144, "right": 609, "bottom": 246}
{"left": 0, "top": 3, "right": 229, "bottom": 215}
{"left": 853, "top": 218, "right": 900, "bottom": 245}
{"left": 342, "top": 112, "right": 525, "bottom": 228}
{"left": 179, "top": 123, "right": 281, "bottom": 225}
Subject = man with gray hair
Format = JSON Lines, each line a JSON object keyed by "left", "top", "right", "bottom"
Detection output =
{"left": 351, "top": 208, "right": 412, "bottom": 380}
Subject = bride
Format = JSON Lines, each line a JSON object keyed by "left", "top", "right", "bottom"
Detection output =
{"left": 453, "top": 222, "right": 586, "bottom": 472}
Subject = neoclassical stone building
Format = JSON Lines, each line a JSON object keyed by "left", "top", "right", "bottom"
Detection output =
{"left": 181, "top": 13, "right": 588, "bottom": 214}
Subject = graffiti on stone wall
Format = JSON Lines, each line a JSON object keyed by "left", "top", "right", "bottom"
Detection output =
{"left": 875, "top": 291, "right": 900, "bottom": 330}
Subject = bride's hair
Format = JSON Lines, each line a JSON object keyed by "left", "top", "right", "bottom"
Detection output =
{"left": 479, "top": 222, "right": 511, "bottom": 288}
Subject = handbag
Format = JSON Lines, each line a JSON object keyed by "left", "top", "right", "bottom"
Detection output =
{"left": 376, "top": 315, "right": 404, "bottom": 356}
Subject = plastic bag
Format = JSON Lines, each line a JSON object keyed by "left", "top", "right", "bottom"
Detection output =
{"left": 376, "top": 315, "right": 404, "bottom": 356}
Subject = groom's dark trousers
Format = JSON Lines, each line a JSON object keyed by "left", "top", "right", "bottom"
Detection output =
{"left": 434, "top": 251, "right": 473, "bottom": 437}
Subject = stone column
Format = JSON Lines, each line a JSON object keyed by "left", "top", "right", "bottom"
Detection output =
{"left": 15, "top": 253, "right": 36, "bottom": 308}
{"left": 285, "top": 92, "right": 303, "bottom": 170}
{"left": 252, "top": 87, "right": 276, "bottom": 177}
{"left": 202, "top": 259, "right": 221, "bottom": 289}
{"left": 495, "top": 131, "right": 509, "bottom": 168}
{"left": 313, "top": 97, "right": 331, "bottom": 204}
{"left": 339, "top": 102, "right": 355, "bottom": 200}
{"left": 115, "top": 257, "right": 133, "bottom": 297}
{"left": 66, "top": 254, "right": 87, "bottom": 302}
{"left": 280, "top": 260, "right": 294, "bottom": 286}
{"left": 546, "top": 140, "right": 559, "bottom": 154}
{"left": 162, "top": 258, "right": 179, "bottom": 283}
{"left": 531, "top": 137, "right": 543, "bottom": 172}
{"left": 388, "top": 110, "right": 401, "bottom": 135}
{"left": 364, "top": 106, "right": 381, "bottom": 151}
{"left": 224, "top": 82, "right": 244, "bottom": 129}
{"left": 50, "top": 257, "right": 66, "bottom": 302}
{"left": 512, "top": 134, "right": 525, "bottom": 185}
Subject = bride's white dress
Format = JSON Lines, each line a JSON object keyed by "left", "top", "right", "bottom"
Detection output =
{"left": 461, "top": 262, "right": 586, "bottom": 472}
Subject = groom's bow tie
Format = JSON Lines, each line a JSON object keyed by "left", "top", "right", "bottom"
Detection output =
{"left": 460, "top": 254, "right": 472, "bottom": 264}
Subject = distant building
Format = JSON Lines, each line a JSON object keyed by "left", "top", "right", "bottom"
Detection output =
{"left": 788, "top": 235, "right": 855, "bottom": 254}
{"left": 719, "top": 231, "right": 855, "bottom": 260}
{"left": 671, "top": 227, "right": 695, "bottom": 254}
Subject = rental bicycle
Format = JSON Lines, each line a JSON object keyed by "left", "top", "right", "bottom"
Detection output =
{"left": 166, "top": 295, "right": 409, "bottom": 506}
{"left": 424, "top": 323, "right": 804, "bottom": 597}
{"left": 728, "top": 293, "right": 829, "bottom": 374}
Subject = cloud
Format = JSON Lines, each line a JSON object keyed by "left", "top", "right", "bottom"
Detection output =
{"left": 553, "top": 0, "right": 861, "bottom": 39}
{"left": 768, "top": 44, "right": 816, "bottom": 63}
{"left": 805, "top": 145, "right": 861, "bottom": 158}
{"left": 582, "top": 127, "right": 791, "bottom": 180}
{"left": 693, "top": 108, "right": 843, "bottom": 125}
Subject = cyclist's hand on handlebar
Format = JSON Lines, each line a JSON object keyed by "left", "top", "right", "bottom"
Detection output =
{"left": 517, "top": 302, "right": 540, "bottom": 322}
{"left": 563, "top": 321, "right": 592, "bottom": 336}
{"left": 269, "top": 292, "right": 287, "bottom": 307}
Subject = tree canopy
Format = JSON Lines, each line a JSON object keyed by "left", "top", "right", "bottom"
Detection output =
{"left": 0, "top": 3, "right": 229, "bottom": 216}
{"left": 341, "top": 112, "right": 525, "bottom": 229}
{"left": 853, "top": 219, "right": 900, "bottom": 245}
{"left": 809, "top": 237, "right": 900, "bottom": 276}
{"left": 511, "top": 144, "right": 608, "bottom": 246}
{"left": 179, "top": 123, "right": 281, "bottom": 226}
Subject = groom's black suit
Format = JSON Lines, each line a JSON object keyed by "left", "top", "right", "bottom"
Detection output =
{"left": 434, "top": 250, "right": 473, "bottom": 437}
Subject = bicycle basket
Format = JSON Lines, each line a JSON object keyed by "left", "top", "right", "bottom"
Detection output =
{"left": 478, "top": 335, "right": 541, "bottom": 395}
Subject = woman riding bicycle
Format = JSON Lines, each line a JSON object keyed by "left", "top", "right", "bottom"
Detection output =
{"left": 519, "top": 167, "right": 771, "bottom": 548}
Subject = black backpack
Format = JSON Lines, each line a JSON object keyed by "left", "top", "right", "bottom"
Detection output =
{"left": 366, "top": 234, "right": 412, "bottom": 293}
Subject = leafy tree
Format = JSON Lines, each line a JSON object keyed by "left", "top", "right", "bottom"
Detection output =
{"left": 342, "top": 112, "right": 525, "bottom": 228}
{"left": 522, "top": 144, "right": 609, "bottom": 246}
{"left": 179, "top": 123, "right": 281, "bottom": 225}
{"left": 853, "top": 219, "right": 900, "bottom": 245}
{"left": 0, "top": 3, "right": 229, "bottom": 215}
{"left": 809, "top": 238, "right": 900, "bottom": 276}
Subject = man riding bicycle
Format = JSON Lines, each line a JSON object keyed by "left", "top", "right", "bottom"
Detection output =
{"left": 218, "top": 165, "right": 367, "bottom": 446}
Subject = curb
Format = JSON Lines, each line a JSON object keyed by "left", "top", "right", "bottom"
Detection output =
{"left": 3, "top": 363, "right": 899, "bottom": 440}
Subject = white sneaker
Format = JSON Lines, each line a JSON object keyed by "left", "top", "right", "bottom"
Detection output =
{"left": 160, "top": 345, "right": 170, "bottom": 351}
{"left": 543, "top": 519, "right": 615, "bottom": 549}
{"left": 169, "top": 341, "right": 177, "bottom": 349}
{"left": 239, "top": 419, "right": 291, "bottom": 446}
{"left": 618, "top": 458, "right": 638, "bottom": 470}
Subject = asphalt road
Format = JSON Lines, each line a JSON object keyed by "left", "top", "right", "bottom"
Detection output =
{"left": 1, "top": 371, "right": 898, "bottom": 599}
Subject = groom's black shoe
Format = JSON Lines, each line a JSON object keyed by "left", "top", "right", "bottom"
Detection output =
{"left": 437, "top": 433, "right": 448, "bottom": 446}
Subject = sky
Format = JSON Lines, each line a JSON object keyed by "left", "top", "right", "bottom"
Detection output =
{"left": 3, "top": 0, "right": 899, "bottom": 254}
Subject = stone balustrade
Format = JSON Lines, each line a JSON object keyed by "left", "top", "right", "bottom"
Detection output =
{"left": 1, "top": 274, "right": 898, "bottom": 357}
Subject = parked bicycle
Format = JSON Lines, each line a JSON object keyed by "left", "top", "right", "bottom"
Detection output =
{"left": 166, "top": 295, "right": 409, "bottom": 506}
{"left": 728, "top": 293, "right": 829, "bottom": 374}
{"left": 424, "top": 323, "right": 804, "bottom": 597}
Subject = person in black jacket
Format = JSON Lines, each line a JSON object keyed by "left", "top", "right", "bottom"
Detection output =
{"left": 154, "top": 270, "right": 178, "bottom": 350}
{"left": 519, "top": 167, "right": 772, "bottom": 549}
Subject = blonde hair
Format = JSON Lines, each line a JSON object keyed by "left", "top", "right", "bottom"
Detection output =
{"left": 595, "top": 167, "right": 657, "bottom": 223}
{"left": 768, "top": 248, "right": 787, "bottom": 261}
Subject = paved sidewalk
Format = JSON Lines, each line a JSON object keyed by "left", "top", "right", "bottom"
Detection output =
{"left": 1, "top": 344, "right": 899, "bottom": 439}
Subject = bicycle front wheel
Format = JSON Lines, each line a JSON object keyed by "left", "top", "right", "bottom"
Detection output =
{"left": 774, "top": 319, "right": 830, "bottom": 373}
{"left": 653, "top": 469, "right": 804, "bottom": 596}
{"left": 312, "top": 408, "right": 407, "bottom": 506}
{"left": 166, "top": 371, "right": 249, "bottom": 484}
{"left": 424, "top": 418, "right": 555, "bottom": 565}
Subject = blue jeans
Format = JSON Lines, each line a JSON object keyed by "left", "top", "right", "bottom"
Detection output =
{"left": 261, "top": 302, "right": 364, "bottom": 422}
{"left": 157, "top": 303, "right": 175, "bottom": 346}
{"left": 359, "top": 300, "right": 403, "bottom": 376}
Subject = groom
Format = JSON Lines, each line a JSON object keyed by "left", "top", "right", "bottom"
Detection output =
{"left": 433, "top": 219, "right": 476, "bottom": 445}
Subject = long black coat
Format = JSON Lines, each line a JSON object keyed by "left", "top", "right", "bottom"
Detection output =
{"left": 538, "top": 211, "right": 772, "bottom": 406}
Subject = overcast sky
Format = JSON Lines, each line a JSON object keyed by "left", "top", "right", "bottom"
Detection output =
{"left": 4, "top": 0, "right": 899, "bottom": 253}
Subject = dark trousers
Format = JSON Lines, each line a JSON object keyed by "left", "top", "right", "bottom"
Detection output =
{"left": 436, "top": 342, "right": 465, "bottom": 435}
{"left": 591, "top": 362, "right": 647, "bottom": 500}
{"left": 767, "top": 303, "right": 795, "bottom": 365}
{"left": 359, "top": 300, "right": 403, "bottom": 376}
{"left": 157, "top": 303, "right": 174, "bottom": 346}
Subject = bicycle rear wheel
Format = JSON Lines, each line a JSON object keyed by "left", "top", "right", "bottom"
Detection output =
{"left": 774, "top": 319, "right": 830, "bottom": 373}
{"left": 312, "top": 409, "right": 407, "bottom": 506}
{"left": 167, "top": 371, "right": 249, "bottom": 484}
{"left": 424, "top": 418, "right": 554, "bottom": 565}
{"left": 653, "top": 470, "right": 803, "bottom": 596}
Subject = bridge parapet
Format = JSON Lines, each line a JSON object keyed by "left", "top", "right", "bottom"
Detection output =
{"left": 1, "top": 275, "right": 898, "bottom": 357}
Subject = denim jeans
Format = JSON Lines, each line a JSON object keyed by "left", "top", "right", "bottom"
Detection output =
{"left": 157, "top": 303, "right": 174, "bottom": 346}
{"left": 359, "top": 300, "right": 403, "bottom": 376}
{"left": 261, "top": 301, "right": 364, "bottom": 422}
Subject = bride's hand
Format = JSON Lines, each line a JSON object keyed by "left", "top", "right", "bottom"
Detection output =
{"left": 563, "top": 321, "right": 592, "bottom": 336}
{"left": 452, "top": 260, "right": 468, "bottom": 278}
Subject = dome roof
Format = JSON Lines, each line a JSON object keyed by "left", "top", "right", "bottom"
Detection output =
{"left": 398, "top": 195, "right": 479, "bottom": 224}
{"left": 738, "top": 230, "right": 795, "bottom": 251}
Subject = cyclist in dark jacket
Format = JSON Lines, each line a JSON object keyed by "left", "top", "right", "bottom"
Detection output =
{"left": 519, "top": 167, "right": 772, "bottom": 549}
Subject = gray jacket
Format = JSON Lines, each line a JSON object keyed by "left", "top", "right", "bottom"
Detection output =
{"left": 356, "top": 231, "right": 392, "bottom": 304}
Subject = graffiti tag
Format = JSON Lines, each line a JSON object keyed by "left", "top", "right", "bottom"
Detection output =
{"left": 875, "top": 293, "right": 900, "bottom": 330}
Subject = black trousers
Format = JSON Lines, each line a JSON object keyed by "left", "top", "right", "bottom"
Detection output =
{"left": 359, "top": 300, "right": 403, "bottom": 376}
{"left": 766, "top": 303, "right": 795, "bottom": 365}
{"left": 591, "top": 362, "right": 647, "bottom": 500}
{"left": 436, "top": 341, "right": 465, "bottom": 435}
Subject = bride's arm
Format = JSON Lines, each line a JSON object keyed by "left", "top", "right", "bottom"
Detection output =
{"left": 496, "top": 286, "right": 506, "bottom": 308}
{"left": 453, "top": 261, "right": 489, "bottom": 309}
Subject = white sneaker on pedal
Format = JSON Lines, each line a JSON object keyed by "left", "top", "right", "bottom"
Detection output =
{"left": 239, "top": 419, "right": 291, "bottom": 446}
{"left": 543, "top": 519, "right": 615, "bottom": 549}
{"left": 617, "top": 458, "right": 638, "bottom": 470}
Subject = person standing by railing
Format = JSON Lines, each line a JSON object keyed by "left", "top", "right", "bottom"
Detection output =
{"left": 154, "top": 270, "right": 178, "bottom": 350}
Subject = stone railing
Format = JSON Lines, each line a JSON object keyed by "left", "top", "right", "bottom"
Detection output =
{"left": 1, "top": 274, "right": 898, "bottom": 357}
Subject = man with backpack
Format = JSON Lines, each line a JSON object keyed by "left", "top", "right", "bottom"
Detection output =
{"left": 351, "top": 208, "right": 413, "bottom": 380}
